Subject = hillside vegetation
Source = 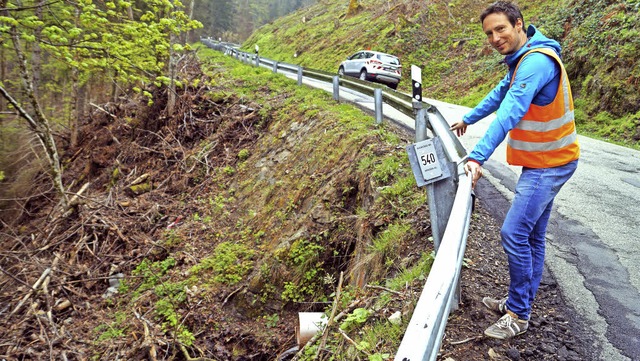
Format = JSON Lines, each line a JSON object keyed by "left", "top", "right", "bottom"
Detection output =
{"left": 242, "top": 0, "right": 640, "bottom": 147}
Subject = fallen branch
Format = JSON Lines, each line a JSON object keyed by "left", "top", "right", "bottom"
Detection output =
{"left": 61, "top": 182, "right": 92, "bottom": 218}
{"left": 90, "top": 102, "right": 117, "bottom": 119}
{"left": 448, "top": 335, "right": 484, "bottom": 345}
{"left": 222, "top": 285, "right": 244, "bottom": 305}
{"left": 316, "top": 272, "right": 344, "bottom": 358}
{"left": 179, "top": 344, "right": 219, "bottom": 361}
{"left": 11, "top": 267, "right": 52, "bottom": 316}
{"left": 0, "top": 265, "right": 33, "bottom": 289}
{"left": 338, "top": 328, "right": 371, "bottom": 356}
{"left": 365, "top": 284, "right": 404, "bottom": 297}
{"left": 140, "top": 320, "right": 158, "bottom": 361}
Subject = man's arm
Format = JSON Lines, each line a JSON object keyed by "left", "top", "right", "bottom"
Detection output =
{"left": 463, "top": 75, "right": 511, "bottom": 125}
{"left": 450, "top": 74, "right": 510, "bottom": 136}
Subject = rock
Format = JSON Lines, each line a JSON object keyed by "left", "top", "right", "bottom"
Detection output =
{"left": 54, "top": 299, "right": 72, "bottom": 311}
{"left": 109, "top": 273, "right": 124, "bottom": 287}
{"left": 102, "top": 286, "right": 118, "bottom": 299}
{"left": 505, "top": 347, "right": 520, "bottom": 360}
{"left": 488, "top": 348, "right": 499, "bottom": 359}
{"left": 538, "top": 343, "right": 556, "bottom": 354}
{"left": 103, "top": 273, "right": 125, "bottom": 299}
{"left": 557, "top": 345, "right": 569, "bottom": 359}
{"left": 567, "top": 350, "right": 582, "bottom": 361}
{"left": 388, "top": 311, "right": 402, "bottom": 325}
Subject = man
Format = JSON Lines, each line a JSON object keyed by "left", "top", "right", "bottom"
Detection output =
{"left": 450, "top": 1, "right": 580, "bottom": 340}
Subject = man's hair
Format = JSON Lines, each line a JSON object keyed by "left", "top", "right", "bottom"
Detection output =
{"left": 480, "top": 1, "right": 525, "bottom": 28}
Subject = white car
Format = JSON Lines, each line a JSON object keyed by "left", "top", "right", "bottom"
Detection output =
{"left": 338, "top": 50, "right": 402, "bottom": 90}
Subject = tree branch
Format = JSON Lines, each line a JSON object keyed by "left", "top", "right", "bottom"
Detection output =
{"left": 0, "top": 85, "right": 40, "bottom": 130}
{"left": 0, "top": 0, "right": 62, "bottom": 12}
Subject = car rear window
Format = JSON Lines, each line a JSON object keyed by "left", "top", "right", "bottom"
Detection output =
{"left": 377, "top": 54, "right": 400, "bottom": 65}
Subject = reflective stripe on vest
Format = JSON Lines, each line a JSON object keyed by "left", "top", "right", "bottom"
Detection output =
{"left": 506, "top": 48, "right": 580, "bottom": 168}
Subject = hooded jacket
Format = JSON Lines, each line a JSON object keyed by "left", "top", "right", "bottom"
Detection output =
{"left": 463, "top": 25, "right": 578, "bottom": 167}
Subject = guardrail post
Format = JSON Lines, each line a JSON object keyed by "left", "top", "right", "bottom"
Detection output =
{"left": 273, "top": 61, "right": 278, "bottom": 73}
{"left": 374, "top": 88, "right": 383, "bottom": 124}
{"left": 332, "top": 76, "right": 340, "bottom": 101}
{"left": 411, "top": 64, "right": 457, "bottom": 254}
{"left": 414, "top": 101, "right": 428, "bottom": 142}
{"left": 297, "top": 66, "right": 303, "bottom": 86}
{"left": 255, "top": 55, "right": 260, "bottom": 67}
{"left": 428, "top": 162, "right": 457, "bottom": 250}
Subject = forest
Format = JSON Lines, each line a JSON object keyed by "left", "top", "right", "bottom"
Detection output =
{"left": 193, "top": 0, "right": 316, "bottom": 42}
{"left": 0, "top": 0, "right": 316, "bottom": 215}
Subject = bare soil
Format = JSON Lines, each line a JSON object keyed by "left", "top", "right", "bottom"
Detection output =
{"left": 0, "top": 54, "right": 599, "bottom": 360}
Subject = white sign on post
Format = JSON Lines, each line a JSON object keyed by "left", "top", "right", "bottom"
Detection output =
{"left": 414, "top": 139, "right": 443, "bottom": 181}
{"left": 406, "top": 137, "right": 450, "bottom": 187}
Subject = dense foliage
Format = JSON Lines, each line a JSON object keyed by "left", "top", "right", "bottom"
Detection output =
{"left": 1, "top": 0, "right": 202, "bottom": 107}
{"left": 191, "top": 0, "right": 317, "bottom": 42}
{"left": 0, "top": 0, "right": 201, "bottom": 206}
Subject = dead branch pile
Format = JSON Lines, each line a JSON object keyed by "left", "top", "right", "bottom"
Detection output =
{"left": 0, "top": 54, "right": 269, "bottom": 360}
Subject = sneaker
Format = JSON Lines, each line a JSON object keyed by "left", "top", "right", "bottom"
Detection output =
{"left": 482, "top": 296, "right": 508, "bottom": 314}
{"left": 484, "top": 311, "right": 528, "bottom": 340}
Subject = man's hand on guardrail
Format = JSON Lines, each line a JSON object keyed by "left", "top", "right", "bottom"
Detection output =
{"left": 450, "top": 121, "right": 468, "bottom": 137}
{"left": 464, "top": 161, "right": 483, "bottom": 189}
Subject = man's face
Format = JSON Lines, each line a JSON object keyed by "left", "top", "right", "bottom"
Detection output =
{"left": 482, "top": 13, "right": 525, "bottom": 55}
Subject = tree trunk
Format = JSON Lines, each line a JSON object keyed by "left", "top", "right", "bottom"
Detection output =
{"left": 3, "top": 21, "right": 68, "bottom": 208}
{"left": 111, "top": 70, "right": 119, "bottom": 102}
{"left": 186, "top": 0, "right": 195, "bottom": 43}
{"left": 70, "top": 5, "right": 82, "bottom": 148}
{"left": 31, "top": 0, "right": 47, "bottom": 99}
{"left": 0, "top": 46, "right": 5, "bottom": 113}
{"left": 167, "top": 31, "right": 177, "bottom": 116}
{"left": 70, "top": 67, "right": 80, "bottom": 148}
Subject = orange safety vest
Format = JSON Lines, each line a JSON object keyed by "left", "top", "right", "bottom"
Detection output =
{"left": 506, "top": 48, "right": 580, "bottom": 168}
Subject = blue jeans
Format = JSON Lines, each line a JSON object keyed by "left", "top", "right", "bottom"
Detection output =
{"left": 502, "top": 160, "right": 578, "bottom": 320}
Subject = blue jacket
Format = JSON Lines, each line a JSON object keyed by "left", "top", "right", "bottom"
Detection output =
{"left": 464, "top": 25, "right": 562, "bottom": 165}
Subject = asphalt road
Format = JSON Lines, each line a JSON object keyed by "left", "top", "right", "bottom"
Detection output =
{"left": 269, "top": 64, "right": 640, "bottom": 360}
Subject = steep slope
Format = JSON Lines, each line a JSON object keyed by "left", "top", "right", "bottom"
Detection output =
{"left": 243, "top": 0, "right": 640, "bottom": 146}
{"left": 0, "top": 46, "right": 432, "bottom": 359}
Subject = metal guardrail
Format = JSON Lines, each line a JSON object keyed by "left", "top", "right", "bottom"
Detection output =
{"left": 200, "top": 38, "right": 473, "bottom": 361}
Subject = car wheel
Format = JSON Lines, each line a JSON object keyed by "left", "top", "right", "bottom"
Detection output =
{"left": 389, "top": 83, "right": 398, "bottom": 90}
{"left": 359, "top": 69, "right": 367, "bottom": 81}
{"left": 338, "top": 66, "right": 345, "bottom": 76}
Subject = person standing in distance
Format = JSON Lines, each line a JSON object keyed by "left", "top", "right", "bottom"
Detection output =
{"left": 450, "top": 1, "right": 580, "bottom": 340}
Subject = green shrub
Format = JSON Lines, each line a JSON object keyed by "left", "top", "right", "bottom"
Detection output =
{"left": 191, "top": 242, "right": 255, "bottom": 285}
